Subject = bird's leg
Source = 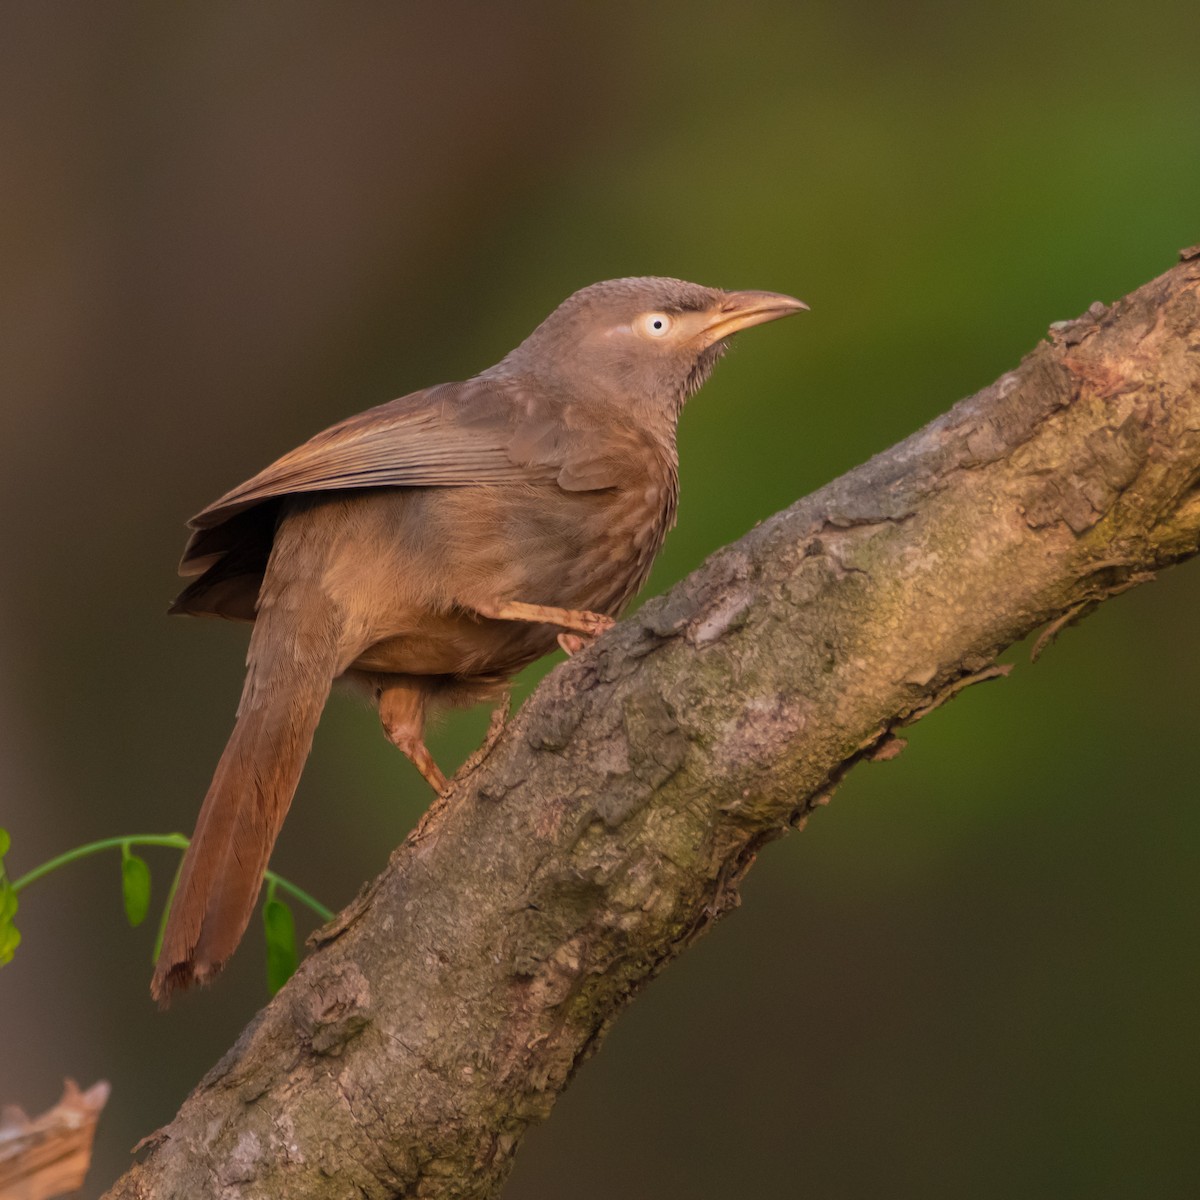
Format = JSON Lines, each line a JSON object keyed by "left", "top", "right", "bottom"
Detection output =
{"left": 557, "top": 632, "right": 590, "bottom": 656}
{"left": 456, "top": 690, "right": 512, "bottom": 779}
{"left": 377, "top": 679, "right": 448, "bottom": 794}
{"left": 480, "top": 689, "right": 512, "bottom": 752}
{"left": 473, "top": 600, "right": 615, "bottom": 638}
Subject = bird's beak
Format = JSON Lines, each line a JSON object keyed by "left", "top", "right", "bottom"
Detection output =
{"left": 698, "top": 290, "right": 809, "bottom": 346}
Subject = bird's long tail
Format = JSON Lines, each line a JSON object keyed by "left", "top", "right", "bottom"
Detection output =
{"left": 152, "top": 603, "right": 338, "bottom": 1003}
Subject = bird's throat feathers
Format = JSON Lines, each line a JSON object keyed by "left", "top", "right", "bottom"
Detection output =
{"left": 682, "top": 340, "right": 728, "bottom": 403}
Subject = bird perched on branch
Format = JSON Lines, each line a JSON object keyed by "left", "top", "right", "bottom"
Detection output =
{"left": 152, "top": 276, "right": 806, "bottom": 1001}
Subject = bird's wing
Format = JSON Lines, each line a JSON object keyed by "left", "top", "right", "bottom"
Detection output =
{"left": 173, "top": 376, "right": 662, "bottom": 613}
{"left": 190, "top": 375, "right": 650, "bottom": 532}
{"left": 188, "top": 379, "right": 551, "bottom": 529}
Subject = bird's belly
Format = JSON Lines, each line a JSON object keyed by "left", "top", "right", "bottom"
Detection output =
{"left": 349, "top": 612, "right": 557, "bottom": 678}
{"left": 335, "top": 479, "right": 675, "bottom": 679}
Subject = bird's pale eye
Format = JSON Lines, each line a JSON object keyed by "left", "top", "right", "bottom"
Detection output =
{"left": 637, "top": 312, "right": 674, "bottom": 339}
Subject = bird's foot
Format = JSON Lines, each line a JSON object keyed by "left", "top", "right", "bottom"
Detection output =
{"left": 475, "top": 599, "right": 615, "bottom": 639}
{"left": 482, "top": 691, "right": 512, "bottom": 749}
{"left": 378, "top": 682, "right": 448, "bottom": 794}
{"left": 456, "top": 691, "right": 512, "bottom": 782}
{"left": 387, "top": 732, "right": 448, "bottom": 795}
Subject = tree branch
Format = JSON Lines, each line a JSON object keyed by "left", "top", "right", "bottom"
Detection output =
{"left": 106, "top": 252, "right": 1200, "bottom": 1199}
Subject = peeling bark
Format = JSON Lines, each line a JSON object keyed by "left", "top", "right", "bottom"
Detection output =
{"left": 106, "top": 253, "right": 1200, "bottom": 1199}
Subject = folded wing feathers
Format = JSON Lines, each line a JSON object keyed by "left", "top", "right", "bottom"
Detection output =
{"left": 184, "top": 378, "right": 632, "bottom": 536}
{"left": 189, "top": 396, "right": 547, "bottom": 529}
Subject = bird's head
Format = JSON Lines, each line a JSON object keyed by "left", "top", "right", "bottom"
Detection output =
{"left": 490, "top": 276, "right": 807, "bottom": 420}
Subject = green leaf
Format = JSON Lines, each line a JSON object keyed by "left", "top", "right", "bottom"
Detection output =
{"left": 0, "top": 918, "right": 20, "bottom": 966}
{"left": 263, "top": 897, "right": 297, "bottom": 994}
{"left": 121, "top": 851, "right": 152, "bottom": 927}
{"left": 0, "top": 865, "right": 19, "bottom": 967}
{"left": 0, "top": 826, "right": 10, "bottom": 860}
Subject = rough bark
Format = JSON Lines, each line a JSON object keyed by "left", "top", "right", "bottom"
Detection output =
{"left": 106, "top": 252, "right": 1200, "bottom": 1199}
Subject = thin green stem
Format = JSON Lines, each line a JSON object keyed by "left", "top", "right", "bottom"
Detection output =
{"left": 11, "top": 835, "right": 188, "bottom": 892}
{"left": 152, "top": 854, "right": 186, "bottom": 963}
{"left": 263, "top": 870, "right": 333, "bottom": 921}
{"left": 11, "top": 834, "right": 333, "bottom": 922}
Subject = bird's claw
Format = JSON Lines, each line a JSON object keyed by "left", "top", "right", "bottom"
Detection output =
{"left": 456, "top": 691, "right": 512, "bottom": 782}
{"left": 577, "top": 611, "right": 616, "bottom": 637}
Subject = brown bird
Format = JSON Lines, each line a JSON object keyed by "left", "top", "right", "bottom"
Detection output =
{"left": 152, "top": 276, "right": 806, "bottom": 1001}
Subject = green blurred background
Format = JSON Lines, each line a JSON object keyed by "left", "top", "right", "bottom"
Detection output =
{"left": 2, "top": 3, "right": 1197, "bottom": 1196}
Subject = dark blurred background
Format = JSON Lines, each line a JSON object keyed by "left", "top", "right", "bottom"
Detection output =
{"left": 2, "top": 3, "right": 1198, "bottom": 1197}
